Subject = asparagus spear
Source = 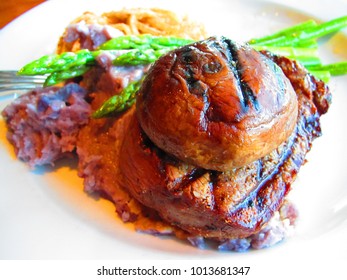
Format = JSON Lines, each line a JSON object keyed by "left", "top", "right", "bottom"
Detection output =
{"left": 44, "top": 65, "right": 91, "bottom": 86}
{"left": 252, "top": 45, "right": 321, "bottom": 66}
{"left": 99, "top": 34, "right": 194, "bottom": 50}
{"left": 18, "top": 49, "right": 96, "bottom": 76}
{"left": 307, "top": 61, "right": 347, "bottom": 76}
{"left": 92, "top": 79, "right": 143, "bottom": 118}
{"left": 113, "top": 47, "right": 176, "bottom": 66}
{"left": 250, "top": 15, "right": 347, "bottom": 82}
{"left": 17, "top": 35, "right": 192, "bottom": 85}
{"left": 250, "top": 15, "right": 347, "bottom": 47}
{"left": 248, "top": 19, "right": 317, "bottom": 46}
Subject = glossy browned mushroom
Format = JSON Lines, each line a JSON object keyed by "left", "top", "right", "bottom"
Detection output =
{"left": 136, "top": 37, "right": 298, "bottom": 171}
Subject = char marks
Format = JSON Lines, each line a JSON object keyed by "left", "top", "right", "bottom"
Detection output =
{"left": 218, "top": 37, "right": 259, "bottom": 111}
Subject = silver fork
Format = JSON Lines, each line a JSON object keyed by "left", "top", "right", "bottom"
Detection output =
{"left": 0, "top": 70, "right": 46, "bottom": 98}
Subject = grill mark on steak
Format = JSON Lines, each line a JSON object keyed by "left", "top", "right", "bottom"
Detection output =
{"left": 232, "top": 136, "right": 295, "bottom": 217}
{"left": 207, "top": 170, "right": 219, "bottom": 211}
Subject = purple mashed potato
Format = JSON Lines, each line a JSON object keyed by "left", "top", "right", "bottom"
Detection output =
{"left": 1, "top": 83, "right": 91, "bottom": 168}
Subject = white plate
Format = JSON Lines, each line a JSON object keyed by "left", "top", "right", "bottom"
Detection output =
{"left": 0, "top": 0, "right": 347, "bottom": 262}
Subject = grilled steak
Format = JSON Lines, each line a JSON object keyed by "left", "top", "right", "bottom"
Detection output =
{"left": 117, "top": 50, "right": 331, "bottom": 239}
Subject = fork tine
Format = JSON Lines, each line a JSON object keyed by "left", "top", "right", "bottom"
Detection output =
{"left": 0, "top": 84, "right": 43, "bottom": 90}
{"left": 0, "top": 70, "right": 19, "bottom": 77}
{"left": 0, "top": 70, "right": 46, "bottom": 96}
{"left": 0, "top": 70, "right": 46, "bottom": 82}
{"left": 0, "top": 77, "right": 46, "bottom": 83}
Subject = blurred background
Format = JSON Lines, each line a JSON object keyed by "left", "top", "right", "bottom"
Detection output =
{"left": 0, "top": 0, "right": 46, "bottom": 29}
